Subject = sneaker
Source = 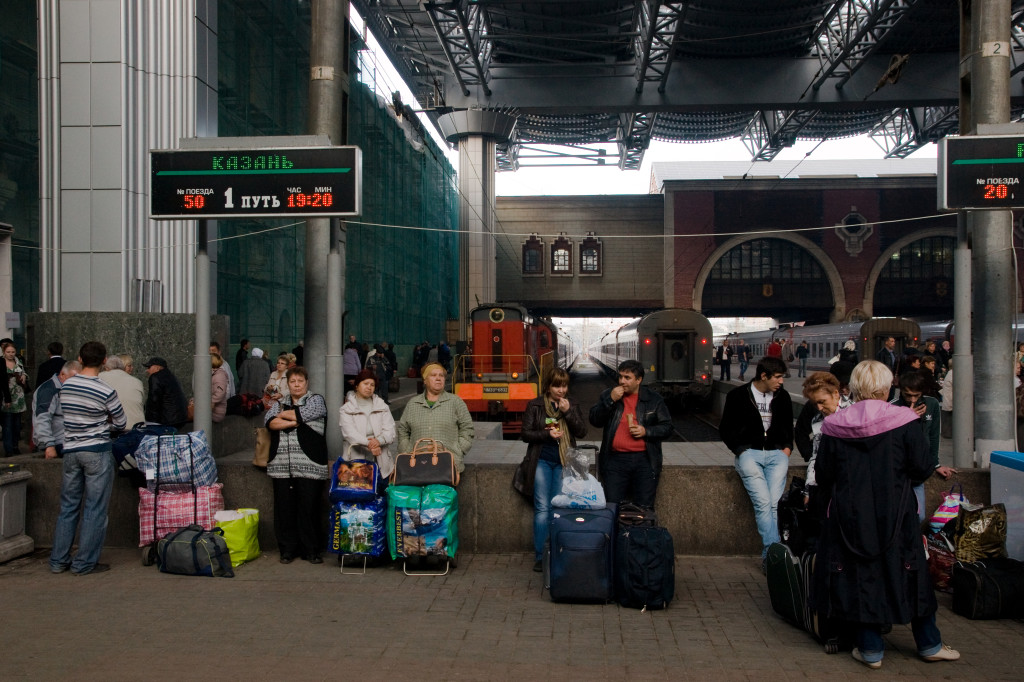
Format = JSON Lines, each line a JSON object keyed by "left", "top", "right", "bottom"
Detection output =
{"left": 533, "top": 560, "right": 542, "bottom": 573}
{"left": 50, "top": 564, "right": 70, "bottom": 574}
{"left": 72, "top": 563, "right": 110, "bottom": 576}
{"left": 852, "top": 649, "right": 882, "bottom": 669}
{"left": 922, "top": 645, "right": 960, "bottom": 662}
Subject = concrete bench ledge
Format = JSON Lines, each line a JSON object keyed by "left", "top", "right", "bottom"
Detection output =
{"left": 11, "top": 453, "right": 990, "bottom": 556}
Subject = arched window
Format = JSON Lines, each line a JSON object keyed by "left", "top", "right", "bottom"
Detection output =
{"left": 551, "top": 233, "right": 572, "bottom": 275}
{"left": 522, "top": 234, "right": 543, "bottom": 275}
{"left": 580, "top": 232, "right": 602, "bottom": 275}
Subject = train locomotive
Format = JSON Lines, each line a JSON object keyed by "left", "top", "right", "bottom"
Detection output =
{"left": 453, "top": 303, "right": 576, "bottom": 435}
{"left": 724, "top": 317, "right": 921, "bottom": 375}
{"left": 589, "top": 309, "right": 714, "bottom": 401}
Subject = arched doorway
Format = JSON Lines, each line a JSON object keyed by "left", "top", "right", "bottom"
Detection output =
{"left": 869, "top": 235, "right": 955, "bottom": 317}
{"left": 699, "top": 237, "right": 837, "bottom": 322}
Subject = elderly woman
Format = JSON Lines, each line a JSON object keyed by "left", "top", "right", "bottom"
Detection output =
{"left": 812, "top": 360, "right": 959, "bottom": 669}
{"left": 520, "top": 367, "right": 587, "bottom": 573}
{"left": 799, "top": 371, "right": 850, "bottom": 499}
{"left": 339, "top": 369, "right": 396, "bottom": 494}
{"left": 265, "top": 366, "right": 328, "bottom": 564}
{"left": 396, "top": 362, "right": 474, "bottom": 484}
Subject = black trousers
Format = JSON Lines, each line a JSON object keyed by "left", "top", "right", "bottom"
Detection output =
{"left": 602, "top": 451, "right": 659, "bottom": 508}
{"left": 273, "top": 477, "right": 326, "bottom": 559}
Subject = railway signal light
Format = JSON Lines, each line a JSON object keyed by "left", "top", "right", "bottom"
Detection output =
{"left": 644, "top": 338, "right": 651, "bottom": 345}
{"left": 700, "top": 338, "right": 707, "bottom": 345}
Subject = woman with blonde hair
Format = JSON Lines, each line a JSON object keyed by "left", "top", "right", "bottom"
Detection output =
{"left": 812, "top": 360, "right": 958, "bottom": 669}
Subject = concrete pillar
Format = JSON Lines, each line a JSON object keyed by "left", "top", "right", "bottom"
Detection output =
{"left": 437, "top": 111, "right": 517, "bottom": 342}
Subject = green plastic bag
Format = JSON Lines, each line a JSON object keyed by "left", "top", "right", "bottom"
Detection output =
{"left": 215, "top": 508, "right": 261, "bottom": 567}
{"left": 388, "top": 484, "right": 458, "bottom": 560}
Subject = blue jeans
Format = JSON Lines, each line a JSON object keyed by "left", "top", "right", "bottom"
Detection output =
{"left": 533, "top": 459, "right": 562, "bottom": 561}
{"left": 738, "top": 360, "right": 748, "bottom": 380}
{"left": 798, "top": 358, "right": 808, "bottom": 377}
{"left": 856, "top": 613, "right": 943, "bottom": 663}
{"left": 735, "top": 448, "right": 790, "bottom": 558}
{"left": 50, "top": 449, "right": 115, "bottom": 573}
{"left": 913, "top": 483, "right": 926, "bottom": 524}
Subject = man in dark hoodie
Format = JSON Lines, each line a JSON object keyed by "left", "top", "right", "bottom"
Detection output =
{"left": 718, "top": 356, "right": 793, "bottom": 569}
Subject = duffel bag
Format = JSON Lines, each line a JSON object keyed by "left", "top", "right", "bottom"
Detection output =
{"left": 391, "top": 438, "right": 456, "bottom": 487}
{"left": 951, "top": 558, "right": 1024, "bottom": 619}
{"left": 157, "top": 524, "right": 234, "bottom": 578}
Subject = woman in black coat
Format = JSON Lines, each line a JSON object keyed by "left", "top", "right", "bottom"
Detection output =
{"left": 812, "top": 360, "right": 959, "bottom": 669}
{"left": 519, "top": 367, "right": 587, "bottom": 573}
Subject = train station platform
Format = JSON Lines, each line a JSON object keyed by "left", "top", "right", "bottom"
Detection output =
{"left": 2, "top": 545, "right": 1022, "bottom": 679}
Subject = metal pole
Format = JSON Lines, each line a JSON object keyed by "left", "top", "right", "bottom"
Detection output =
{"left": 326, "top": 218, "right": 345, "bottom": 454}
{"left": 193, "top": 219, "right": 212, "bottom": 437}
{"left": 969, "top": 0, "right": 1015, "bottom": 466}
{"left": 952, "top": 214, "right": 974, "bottom": 467}
{"left": 306, "top": 0, "right": 346, "bottom": 413}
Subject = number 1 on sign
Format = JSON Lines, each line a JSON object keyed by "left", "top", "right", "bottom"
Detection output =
{"left": 224, "top": 187, "right": 234, "bottom": 208}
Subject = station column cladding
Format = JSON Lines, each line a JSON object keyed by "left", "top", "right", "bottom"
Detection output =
{"left": 437, "top": 111, "right": 517, "bottom": 341}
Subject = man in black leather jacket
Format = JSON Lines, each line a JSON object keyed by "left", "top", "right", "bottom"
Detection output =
{"left": 143, "top": 357, "right": 188, "bottom": 429}
{"left": 589, "top": 359, "right": 673, "bottom": 508}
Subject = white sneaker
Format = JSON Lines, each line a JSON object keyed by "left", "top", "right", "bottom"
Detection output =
{"left": 852, "top": 648, "right": 882, "bottom": 669}
{"left": 922, "top": 644, "right": 960, "bottom": 662}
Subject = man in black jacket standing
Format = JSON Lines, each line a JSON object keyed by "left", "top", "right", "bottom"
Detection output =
{"left": 589, "top": 359, "right": 673, "bottom": 508}
{"left": 142, "top": 357, "right": 188, "bottom": 429}
{"left": 718, "top": 356, "right": 793, "bottom": 570}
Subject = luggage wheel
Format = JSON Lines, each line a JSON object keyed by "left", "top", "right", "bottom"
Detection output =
{"left": 338, "top": 554, "right": 367, "bottom": 575}
{"left": 141, "top": 544, "right": 157, "bottom": 566}
{"left": 824, "top": 639, "right": 839, "bottom": 655}
{"left": 403, "top": 558, "right": 450, "bottom": 576}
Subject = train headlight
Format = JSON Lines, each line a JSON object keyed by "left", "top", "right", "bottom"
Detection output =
{"left": 476, "top": 373, "right": 483, "bottom": 380}
{"left": 511, "top": 372, "right": 519, "bottom": 379}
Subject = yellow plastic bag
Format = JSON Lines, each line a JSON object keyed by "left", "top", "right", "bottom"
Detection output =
{"left": 214, "top": 508, "right": 261, "bottom": 567}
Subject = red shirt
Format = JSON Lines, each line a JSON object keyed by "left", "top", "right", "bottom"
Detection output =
{"left": 611, "top": 392, "right": 645, "bottom": 453}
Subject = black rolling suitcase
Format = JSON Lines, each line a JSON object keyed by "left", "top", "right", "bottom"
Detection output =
{"left": 766, "top": 542, "right": 804, "bottom": 628}
{"left": 952, "top": 558, "right": 1024, "bottom": 619}
{"left": 545, "top": 503, "right": 616, "bottom": 603}
{"left": 800, "top": 551, "right": 852, "bottom": 653}
{"left": 614, "top": 504, "right": 675, "bottom": 610}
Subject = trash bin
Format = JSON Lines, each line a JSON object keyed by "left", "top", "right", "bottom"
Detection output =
{"left": 0, "top": 464, "right": 34, "bottom": 563}
{"left": 991, "top": 451, "right": 1024, "bottom": 561}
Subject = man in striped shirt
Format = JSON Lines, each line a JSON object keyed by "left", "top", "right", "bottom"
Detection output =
{"left": 49, "top": 341, "right": 127, "bottom": 576}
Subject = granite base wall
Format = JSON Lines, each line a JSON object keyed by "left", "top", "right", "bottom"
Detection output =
{"left": 13, "top": 455, "right": 991, "bottom": 556}
{"left": 26, "top": 312, "right": 230, "bottom": 397}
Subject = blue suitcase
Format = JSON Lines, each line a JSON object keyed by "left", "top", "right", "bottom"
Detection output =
{"left": 545, "top": 503, "right": 616, "bottom": 603}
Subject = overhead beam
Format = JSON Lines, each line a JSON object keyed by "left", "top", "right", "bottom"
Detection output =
{"left": 440, "top": 53, "right": 1009, "bottom": 112}
{"left": 633, "top": 1, "right": 688, "bottom": 94}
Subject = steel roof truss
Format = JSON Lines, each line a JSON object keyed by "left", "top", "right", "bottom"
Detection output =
{"left": 741, "top": 110, "right": 821, "bottom": 162}
{"left": 868, "top": 106, "right": 958, "bottom": 158}
{"left": 633, "top": 1, "right": 688, "bottom": 94}
{"left": 813, "top": 0, "right": 920, "bottom": 91}
{"left": 425, "top": 1, "right": 493, "bottom": 97}
{"left": 617, "top": 112, "right": 658, "bottom": 169}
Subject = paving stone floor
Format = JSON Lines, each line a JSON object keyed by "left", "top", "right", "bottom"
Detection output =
{"left": 1, "top": 548, "right": 1020, "bottom": 680}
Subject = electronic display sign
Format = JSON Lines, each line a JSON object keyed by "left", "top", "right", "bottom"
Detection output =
{"left": 150, "top": 146, "right": 361, "bottom": 219}
{"left": 938, "top": 135, "right": 1024, "bottom": 210}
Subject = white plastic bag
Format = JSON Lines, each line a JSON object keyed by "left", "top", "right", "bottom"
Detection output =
{"left": 552, "top": 473, "right": 606, "bottom": 509}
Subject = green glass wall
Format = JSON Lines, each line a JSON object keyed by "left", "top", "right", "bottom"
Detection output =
{"left": 216, "top": 0, "right": 459, "bottom": 354}
{"left": 0, "top": 0, "right": 41, "bottom": 344}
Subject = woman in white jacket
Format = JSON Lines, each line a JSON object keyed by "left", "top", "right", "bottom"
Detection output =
{"left": 339, "top": 368, "right": 397, "bottom": 493}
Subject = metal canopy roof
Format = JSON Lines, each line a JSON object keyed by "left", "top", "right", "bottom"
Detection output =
{"left": 352, "top": 0, "right": 1024, "bottom": 170}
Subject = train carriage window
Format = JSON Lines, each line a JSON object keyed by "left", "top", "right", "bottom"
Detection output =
{"left": 580, "top": 233, "right": 602, "bottom": 275}
{"left": 551, "top": 234, "right": 572, "bottom": 275}
{"left": 522, "top": 234, "right": 543, "bottom": 275}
